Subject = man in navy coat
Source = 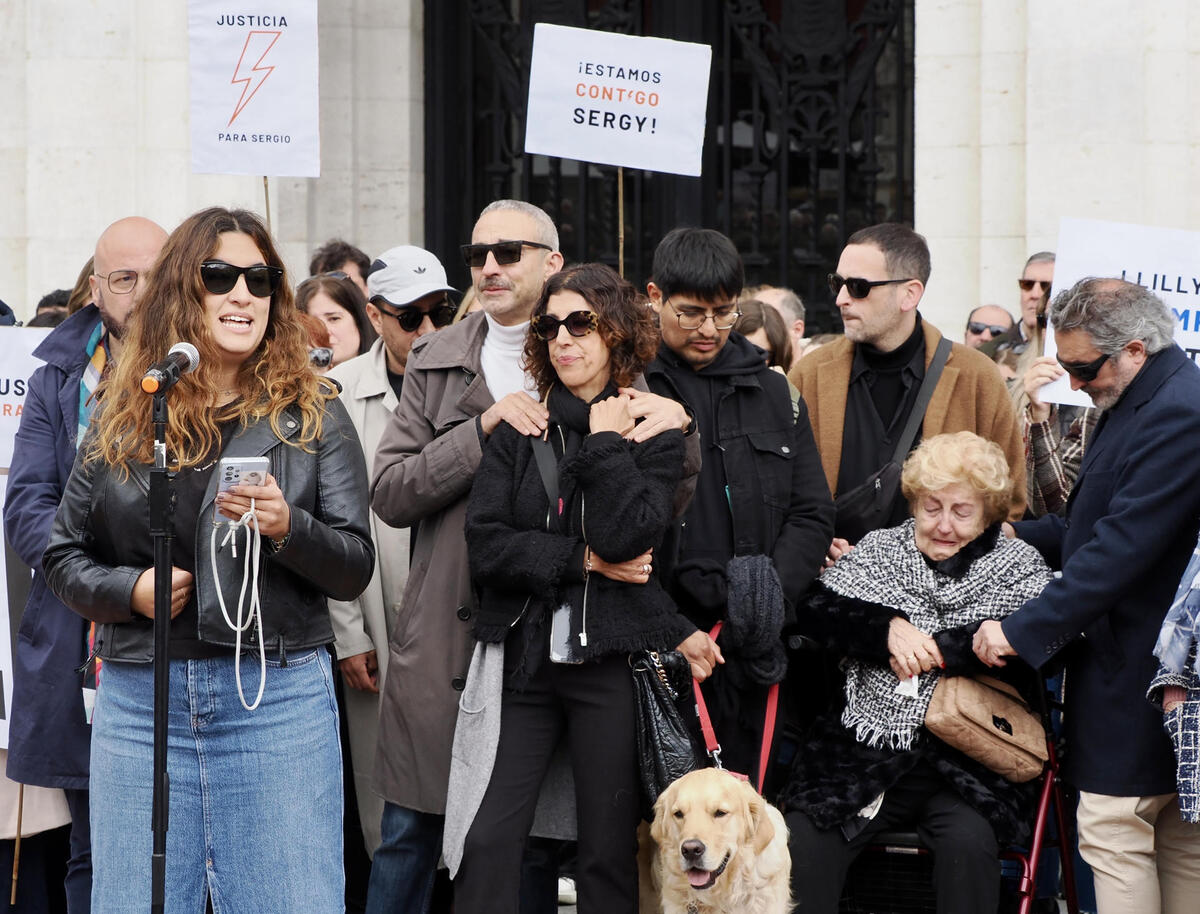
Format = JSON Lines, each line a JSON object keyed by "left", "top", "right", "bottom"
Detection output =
{"left": 4, "top": 216, "right": 166, "bottom": 912}
{"left": 975, "top": 277, "right": 1200, "bottom": 913}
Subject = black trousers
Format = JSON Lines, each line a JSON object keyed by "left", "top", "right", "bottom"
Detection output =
{"left": 454, "top": 654, "right": 640, "bottom": 914}
{"left": 786, "top": 761, "right": 1000, "bottom": 914}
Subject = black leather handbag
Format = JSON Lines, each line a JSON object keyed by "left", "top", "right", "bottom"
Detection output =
{"left": 630, "top": 649, "right": 702, "bottom": 813}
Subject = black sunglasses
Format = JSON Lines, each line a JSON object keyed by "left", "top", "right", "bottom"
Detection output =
{"left": 531, "top": 310, "right": 599, "bottom": 341}
{"left": 200, "top": 260, "right": 284, "bottom": 298}
{"left": 1056, "top": 351, "right": 1110, "bottom": 382}
{"left": 1018, "top": 279, "right": 1052, "bottom": 293}
{"left": 460, "top": 240, "right": 552, "bottom": 269}
{"left": 828, "top": 273, "right": 913, "bottom": 300}
{"left": 308, "top": 347, "right": 333, "bottom": 369}
{"left": 372, "top": 299, "right": 457, "bottom": 332}
{"left": 967, "top": 321, "right": 1010, "bottom": 337}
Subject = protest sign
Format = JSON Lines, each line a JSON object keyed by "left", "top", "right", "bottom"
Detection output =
{"left": 0, "top": 327, "right": 51, "bottom": 747}
{"left": 1041, "top": 218, "right": 1200, "bottom": 407}
{"left": 189, "top": 1, "right": 320, "bottom": 177}
{"left": 524, "top": 23, "right": 712, "bottom": 177}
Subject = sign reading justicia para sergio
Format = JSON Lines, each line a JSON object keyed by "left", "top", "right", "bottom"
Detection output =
{"left": 188, "top": 1, "right": 320, "bottom": 177}
{"left": 524, "top": 24, "right": 712, "bottom": 177}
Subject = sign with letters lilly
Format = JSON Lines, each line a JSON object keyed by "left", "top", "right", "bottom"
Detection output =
{"left": 188, "top": 0, "right": 320, "bottom": 176}
{"left": 524, "top": 23, "right": 712, "bottom": 177}
{"left": 1041, "top": 218, "right": 1200, "bottom": 407}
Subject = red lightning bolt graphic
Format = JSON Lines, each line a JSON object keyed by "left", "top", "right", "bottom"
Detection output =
{"left": 228, "top": 30, "right": 282, "bottom": 127}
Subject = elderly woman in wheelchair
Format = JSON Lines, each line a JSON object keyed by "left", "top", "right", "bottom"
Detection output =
{"left": 779, "top": 432, "right": 1053, "bottom": 914}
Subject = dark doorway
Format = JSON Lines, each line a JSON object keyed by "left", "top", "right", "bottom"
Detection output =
{"left": 424, "top": 0, "right": 913, "bottom": 332}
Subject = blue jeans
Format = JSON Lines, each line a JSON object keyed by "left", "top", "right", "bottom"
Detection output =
{"left": 364, "top": 803, "right": 442, "bottom": 914}
{"left": 89, "top": 651, "right": 343, "bottom": 914}
{"left": 364, "top": 803, "right": 560, "bottom": 914}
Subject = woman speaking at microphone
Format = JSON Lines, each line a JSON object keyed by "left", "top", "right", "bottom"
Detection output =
{"left": 43, "top": 206, "right": 374, "bottom": 913}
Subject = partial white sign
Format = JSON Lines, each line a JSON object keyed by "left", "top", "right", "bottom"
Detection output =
{"left": 189, "top": 2, "right": 320, "bottom": 177}
{"left": 1041, "top": 218, "right": 1200, "bottom": 407}
{"left": 524, "top": 23, "right": 712, "bottom": 177}
{"left": 0, "top": 328, "right": 51, "bottom": 748}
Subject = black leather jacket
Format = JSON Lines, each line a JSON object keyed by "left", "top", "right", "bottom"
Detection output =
{"left": 43, "top": 397, "right": 375, "bottom": 663}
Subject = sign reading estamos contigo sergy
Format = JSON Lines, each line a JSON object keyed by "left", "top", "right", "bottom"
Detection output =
{"left": 524, "top": 24, "right": 712, "bottom": 178}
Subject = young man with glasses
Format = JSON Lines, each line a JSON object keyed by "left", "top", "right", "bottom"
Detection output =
{"left": 645, "top": 226, "right": 835, "bottom": 783}
{"left": 5, "top": 216, "right": 167, "bottom": 913}
{"left": 324, "top": 244, "right": 457, "bottom": 869}
{"left": 1018, "top": 251, "right": 1056, "bottom": 342}
{"left": 789, "top": 223, "right": 1026, "bottom": 563}
{"left": 975, "top": 278, "right": 1200, "bottom": 914}
{"left": 963, "top": 304, "right": 1015, "bottom": 350}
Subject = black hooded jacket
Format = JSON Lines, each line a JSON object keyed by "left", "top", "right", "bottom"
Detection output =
{"left": 645, "top": 332, "right": 834, "bottom": 629}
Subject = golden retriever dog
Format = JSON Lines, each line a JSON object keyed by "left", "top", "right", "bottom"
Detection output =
{"left": 641, "top": 768, "right": 793, "bottom": 914}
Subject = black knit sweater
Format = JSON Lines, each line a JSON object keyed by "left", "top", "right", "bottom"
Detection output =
{"left": 465, "top": 385, "right": 697, "bottom": 663}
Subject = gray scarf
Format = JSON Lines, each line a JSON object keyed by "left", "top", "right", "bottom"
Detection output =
{"left": 820, "top": 520, "right": 1052, "bottom": 751}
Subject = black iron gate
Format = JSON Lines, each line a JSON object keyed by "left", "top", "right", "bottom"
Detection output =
{"left": 424, "top": 0, "right": 912, "bottom": 332}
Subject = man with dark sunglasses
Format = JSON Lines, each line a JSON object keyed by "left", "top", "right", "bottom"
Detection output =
{"left": 1017, "top": 251, "right": 1056, "bottom": 342}
{"left": 324, "top": 244, "right": 457, "bottom": 867}
{"left": 975, "top": 278, "right": 1200, "bottom": 914}
{"left": 963, "top": 304, "right": 1015, "bottom": 350}
{"left": 5, "top": 216, "right": 168, "bottom": 913}
{"left": 789, "top": 223, "right": 1026, "bottom": 564}
{"left": 644, "top": 226, "right": 835, "bottom": 782}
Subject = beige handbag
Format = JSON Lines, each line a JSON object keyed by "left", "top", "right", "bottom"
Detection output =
{"left": 925, "top": 675, "right": 1049, "bottom": 783}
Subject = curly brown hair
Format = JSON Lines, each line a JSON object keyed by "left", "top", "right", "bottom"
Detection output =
{"left": 88, "top": 207, "right": 336, "bottom": 474}
{"left": 523, "top": 263, "right": 659, "bottom": 397}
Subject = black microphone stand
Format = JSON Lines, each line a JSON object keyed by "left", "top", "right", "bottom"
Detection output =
{"left": 148, "top": 390, "right": 173, "bottom": 914}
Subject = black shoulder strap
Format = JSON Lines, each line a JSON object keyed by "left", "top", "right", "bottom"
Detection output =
{"left": 890, "top": 336, "right": 952, "bottom": 464}
{"left": 529, "top": 434, "right": 560, "bottom": 532}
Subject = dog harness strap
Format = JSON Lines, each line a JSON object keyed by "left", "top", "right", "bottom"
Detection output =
{"left": 693, "top": 622, "right": 779, "bottom": 791}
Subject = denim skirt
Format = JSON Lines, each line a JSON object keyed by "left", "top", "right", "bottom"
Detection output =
{"left": 89, "top": 649, "right": 344, "bottom": 913}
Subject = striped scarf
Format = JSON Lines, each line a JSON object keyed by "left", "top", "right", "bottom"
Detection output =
{"left": 77, "top": 320, "right": 106, "bottom": 709}
{"left": 77, "top": 321, "right": 106, "bottom": 447}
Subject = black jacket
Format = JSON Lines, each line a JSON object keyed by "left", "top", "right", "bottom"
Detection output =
{"left": 779, "top": 579, "right": 1036, "bottom": 846}
{"left": 466, "top": 393, "right": 696, "bottom": 662}
{"left": 43, "top": 396, "right": 375, "bottom": 662}
{"left": 645, "top": 335, "right": 835, "bottom": 628}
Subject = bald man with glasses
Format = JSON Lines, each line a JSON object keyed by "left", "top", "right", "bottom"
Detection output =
{"left": 5, "top": 216, "right": 167, "bottom": 913}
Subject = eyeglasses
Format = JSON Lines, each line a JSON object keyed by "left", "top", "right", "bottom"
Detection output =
{"left": 308, "top": 347, "right": 333, "bottom": 369}
{"left": 531, "top": 310, "right": 599, "bottom": 341}
{"left": 200, "top": 260, "right": 284, "bottom": 298}
{"left": 1056, "top": 351, "right": 1110, "bottom": 382}
{"left": 94, "top": 270, "right": 140, "bottom": 294}
{"left": 460, "top": 240, "right": 552, "bottom": 269}
{"left": 966, "top": 321, "right": 1010, "bottom": 337}
{"left": 664, "top": 299, "right": 740, "bottom": 331}
{"left": 828, "top": 273, "right": 913, "bottom": 300}
{"left": 1018, "top": 279, "right": 1052, "bottom": 293}
{"left": 372, "top": 298, "right": 457, "bottom": 332}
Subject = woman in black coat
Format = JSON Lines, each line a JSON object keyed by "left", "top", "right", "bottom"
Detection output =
{"left": 781, "top": 432, "right": 1053, "bottom": 914}
{"left": 454, "top": 263, "right": 697, "bottom": 914}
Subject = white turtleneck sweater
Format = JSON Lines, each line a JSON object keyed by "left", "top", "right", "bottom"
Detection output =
{"left": 480, "top": 313, "right": 538, "bottom": 403}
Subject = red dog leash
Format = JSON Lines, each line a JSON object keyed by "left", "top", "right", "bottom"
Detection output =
{"left": 691, "top": 621, "right": 780, "bottom": 794}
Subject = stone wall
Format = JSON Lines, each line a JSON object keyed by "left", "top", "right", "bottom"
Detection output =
{"left": 914, "top": 0, "right": 1200, "bottom": 338}
{"left": 1, "top": 0, "right": 423, "bottom": 320}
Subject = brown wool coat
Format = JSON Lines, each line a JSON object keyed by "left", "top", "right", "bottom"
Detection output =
{"left": 788, "top": 319, "right": 1027, "bottom": 521}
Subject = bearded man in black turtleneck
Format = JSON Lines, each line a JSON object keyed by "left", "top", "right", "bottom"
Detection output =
{"left": 789, "top": 223, "right": 1026, "bottom": 565}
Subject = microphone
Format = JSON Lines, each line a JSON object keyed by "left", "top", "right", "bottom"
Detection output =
{"left": 141, "top": 342, "right": 200, "bottom": 394}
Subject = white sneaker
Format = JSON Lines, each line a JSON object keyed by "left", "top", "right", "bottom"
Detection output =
{"left": 557, "top": 876, "right": 577, "bottom": 905}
